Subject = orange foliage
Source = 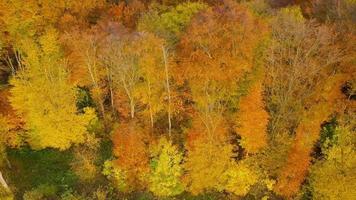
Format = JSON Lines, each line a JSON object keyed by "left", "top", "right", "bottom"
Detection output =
{"left": 0, "top": 88, "right": 24, "bottom": 147}
{"left": 275, "top": 116, "right": 322, "bottom": 197}
{"left": 186, "top": 116, "right": 230, "bottom": 149}
{"left": 176, "top": 0, "right": 268, "bottom": 126}
{"left": 112, "top": 122, "right": 150, "bottom": 191}
{"left": 0, "top": 89, "right": 14, "bottom": 117}
{"left": 236, "top": 82, "right": 268, "bottom": 154}
{"left": 177, "top": 0, "right": 267, "bottom": 88}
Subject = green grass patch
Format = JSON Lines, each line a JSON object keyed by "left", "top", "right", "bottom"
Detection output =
{"left": 7, "top": 147, "right": 78, "bottom": 198}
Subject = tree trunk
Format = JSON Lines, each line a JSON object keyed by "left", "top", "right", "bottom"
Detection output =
{"left": 0, "top": 171, "right": 9, "bottom": 190}
{"left": 147, "top": 81, "right": 154, "bottom": 129}
{"left": 162, "top": 46, "right": 172, "bottom": 138}
{"left": 130, "top": 99, "right": 135, "bottom": 119}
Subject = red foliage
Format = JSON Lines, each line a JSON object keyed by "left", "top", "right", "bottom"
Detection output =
{"left": 108, "top": 0, "right": 146, "bottom": 29}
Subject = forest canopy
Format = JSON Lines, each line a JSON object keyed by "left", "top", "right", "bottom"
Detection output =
{"left": 0, "top": 0, "right": 355, "bottom": 199}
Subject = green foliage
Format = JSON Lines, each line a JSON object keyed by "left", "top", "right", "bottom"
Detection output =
{"left": 320, "top": 117, "right": 338, "bottom": 152}
{"left": 97, "top": 140, "right": 113, "bottom": 165}
{"left": 138, "top": 2, "right": 208, "bottom": 44}
{"left": 178, "top": 192, "right": 224, "bottom": 200}
{"left": 76, "top": 87, "right": 95, "bottom": 113}
{"left": 148, "top": 138, "right": 184, "bottom": 197}
{"left": 244, "top": 0, "right": 272, "bottom": 17}
{"left": 23, "top": 184, "right": 57, "bottom": 200}
{"left": 60, "top": 189, "right": 86, "bottom": 200}
{"left": 102, "top": 160, "right": 127, "bottom": 192}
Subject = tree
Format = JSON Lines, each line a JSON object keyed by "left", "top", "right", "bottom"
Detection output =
{"left": 108, "top": 0, "right": 146, "bottom": 29}
{"left": 274, "top": 74, "right": 349, "bottom": 197}
{"left": 221, "top": 161, "right": 259, "bottom": 196}
{"left": 70, "top": 133, "right": 100, "bottom": 183}
{"left": 102, "top": 32, "right": 141, "bottom": 119}
{"left": 1, "top": 0, "right": 105, "bottom": 45}
{"left": 103, "top": 29, "right": 175, "bottom": 136}
{"left": 309, "top": 119, "right": 356, "bottom": 199}
{"left": 236, "top": 82, "right": 269, "bottom": 154}
{"left": 148, "top": 137, "right": 184, "bottom": 197}
{"left": 9, "top": 28, "right": 95, "bottom": 150}
{"left": 177, "top": 0, "right": 268, "bottom": 130}
{"left": 184, "top": 118, "right": 235, "bottom": 195}
{"left": 111, "top": 122, "right": 150, "bottom": 192}
{"left": 181, "top": 1, "right": 268, "bottom": 195}
{"left": 138, "top": 1, "right": 208, "bottom": 135}
{"left": 307, "top": 0, "right": 356, "bottom": 22}
{"left": 0, "top": 113, "right": 16, "bottom": 199}
{"left": 62, "top": 27, "right": 111, "bottom": 118}
{"left": 102, "top": 160, "right": 127, "bottom": 192}
{"left": 265, "top": 6, "right": 341, "bottom": 136}
{"left": 0, "top": 88, "right": 24, "bottom": 147}
{"left": 184, "top": 119, "right": 260, "bottom": 196}
{"left": 134, "top": 33, "right": 166, "bottom": 129}
{"left": 138, "top": 2, "right": 208, "bottom": 45}
{"left": 263, "top": 7, "right": 349, "bottom": 198}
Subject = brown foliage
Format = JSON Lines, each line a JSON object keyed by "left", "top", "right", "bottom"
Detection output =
{"left": 108, "top": 0, "right": 146, "bottom": 29}
{"left": 265, "top": 13, "right": 342, "bottom": 135}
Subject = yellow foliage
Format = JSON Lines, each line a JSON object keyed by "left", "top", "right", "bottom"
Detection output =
{"left": 221, "top": 162, "right": 259, "bottom": 196}
{"left": 184, "top": 135, "right": 236, "bottom": 195}
{"left": 102, "top": 160, "right": 127, "bottom": 191}
{"left": 310, "top": 126, "right": 356, "bottom": 200}
{"left": 0, "top": 0, "right": 106, "bottom": 44}
{"left": 0, "top": 116, "right": 9, "bottom": 167}
{"left": 280, "top": 6, "right": 305, "bottom": 22}
{"left": 9, "top": 29, "right": 95, "bottom": 150}
{"left": 135, "top": 33, "right": 166, "bottom": 126}
{"left": 148, "top": 137, "right": 184, "bottom": 197}
{"left": 71, "top": 145, "right": 99, "bottom": 182}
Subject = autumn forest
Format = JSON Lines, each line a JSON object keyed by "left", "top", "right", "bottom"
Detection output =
{"left": 0, "top": 0, "right": 355, "bottom": 199}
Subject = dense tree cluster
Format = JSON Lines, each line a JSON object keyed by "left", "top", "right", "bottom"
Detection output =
{"left": 0, "top": 0, "right": 355, "bottom": 199}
